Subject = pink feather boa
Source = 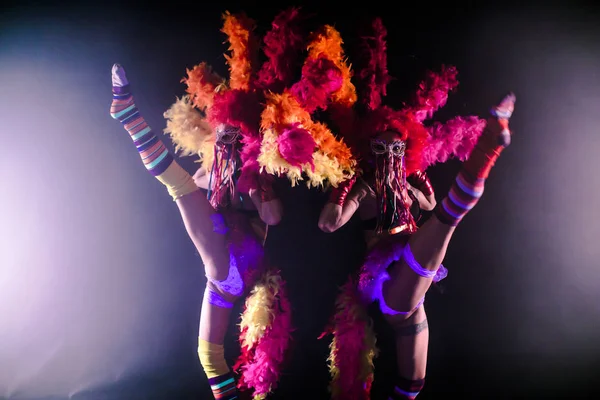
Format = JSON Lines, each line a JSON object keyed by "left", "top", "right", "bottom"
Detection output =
{"left": 235, "top": 272, "right": 292, "bottom": 398}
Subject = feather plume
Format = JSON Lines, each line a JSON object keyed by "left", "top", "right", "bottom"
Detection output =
{"left": 256, "top": 7, "right": 306, "bottom": 93}
{"left": 182, "top": 63, "right": 224, "bottom": 111}
{"left": 163, "top": 95, "right": 215, "bottom": 167}
{"left": 356, "top": 17, "right": 391, "bottom": 111}
{"left": 221, "top": 11, "right": 259, "bottom": 91}
{"left": 421, "top": 115, "right": 486, "bottom": 169}
{"left": 306, "top": 25, "right": 357, "bottom": 107}
{"left": 290, "top": 57, "right": 343, "bottom": 113}
{"left": 276, "top": 123, "right": 316, "bottom": 169}
{"left": 411, "top": 65, "right": 459, "bottom": 123}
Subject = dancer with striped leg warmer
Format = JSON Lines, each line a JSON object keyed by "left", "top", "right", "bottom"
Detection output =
{"left": 111, "top": 64, "right": 246, "bottom": 400}
{"left": 315, "top": 18, "right": 515, "bottom": 399}
{"left": 109, "top": 9, "right": 309, "bottom": 399}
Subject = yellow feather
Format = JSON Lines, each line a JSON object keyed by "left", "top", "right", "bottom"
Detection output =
{"left": 163, "top": 96, "right": 215, "bottom": 169}
{"left": 239, "top": 270, "right": 285, "bottom": 347}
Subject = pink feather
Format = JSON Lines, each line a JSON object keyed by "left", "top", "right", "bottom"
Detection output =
{"left": 276, "top": 123, "right": 316, "bottom": 169}
{"left": 208, "top": 89, "right": 262, "bottom": 138}
{"left": 256, "top": 7, "right": 306, "bottom": 93}
{"left": 236, "top": 276, "right": 292, "bottom": 398}
{"left": 411, "top": 65, "right": 459, "bottom": 123}
{"left": 421, "top": 115, "right": 486, "bottom": 169}
{"left": 357, "top": 17, "right": 391, "bottom": 111}
{"left": 326, "top": 279, "right": 373, "bottom": 400}
{"left": 290, "top": 57, "right": 343, "bottom": 113}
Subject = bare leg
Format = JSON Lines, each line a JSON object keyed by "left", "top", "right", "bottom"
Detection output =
{"left": 110, "top": 64, "right": 240, "bottom": 399}
{"left": 385, "top": 306, "right": 429, "bottom": 399}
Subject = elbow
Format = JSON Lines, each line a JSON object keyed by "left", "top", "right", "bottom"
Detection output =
{"left": 318, "top": 203, "right": 347, "bottom": 233}
{"left": 318, "top": 212, "right": 344, "bottom": 233}
{"left": 259, "top": 199, "right": 283, "bottom": 226}
{"left": 263, "top": 213, "right": 282, "bottom": 226}
{"left": 422, "top": 201, "right": 436, "bottom": 212}
{"left": 318, "top": 220, "right": 342, "bottom": 233}
{"left": 421, "top": 196, "right": 437, "bottom": 212}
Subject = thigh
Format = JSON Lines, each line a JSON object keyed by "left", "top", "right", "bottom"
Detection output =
{"left": 176, "top": 190, "right": 231, "bottom": 280}
{"left": 198, "top": 282, "right": 238, "bottom": 344}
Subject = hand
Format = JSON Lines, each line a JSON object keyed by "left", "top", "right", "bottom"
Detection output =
{"left": 406, "top": 181, "right": 436, "bottom": 211}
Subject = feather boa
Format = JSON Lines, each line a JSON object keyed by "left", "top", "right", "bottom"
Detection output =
{"left": 321, "top": 279, "right": 378, "bottom": 400}
{"left": 235, "top": 270, "right": 292, "bottom": 399}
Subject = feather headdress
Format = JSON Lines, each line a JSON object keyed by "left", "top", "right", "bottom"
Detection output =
{"left": 163, "top": 10, "right": 307, "bottom": 197}
{"left": 330, "top": 18, "right": 486, "bottom": 175}
{"left": 258, "top": 25, "right": 357, "bottom": 189}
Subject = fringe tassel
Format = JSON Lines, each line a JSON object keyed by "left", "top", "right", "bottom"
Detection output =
{"left": 207, "top": 143, "right": 238, "bottom": 209}
{"left": 373, "top": 154, "right": 415, "bottom": 234}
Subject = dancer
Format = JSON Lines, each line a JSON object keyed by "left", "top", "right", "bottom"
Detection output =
{"left": 110, "top": 9, "right": 306, "bottom": 399}
{"left": 318, "top": 18, "right": 515, "bottom": 400}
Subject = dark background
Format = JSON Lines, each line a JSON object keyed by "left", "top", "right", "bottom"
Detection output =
{"left": 1, "top": 0, "right": 600, "bottom": 399}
